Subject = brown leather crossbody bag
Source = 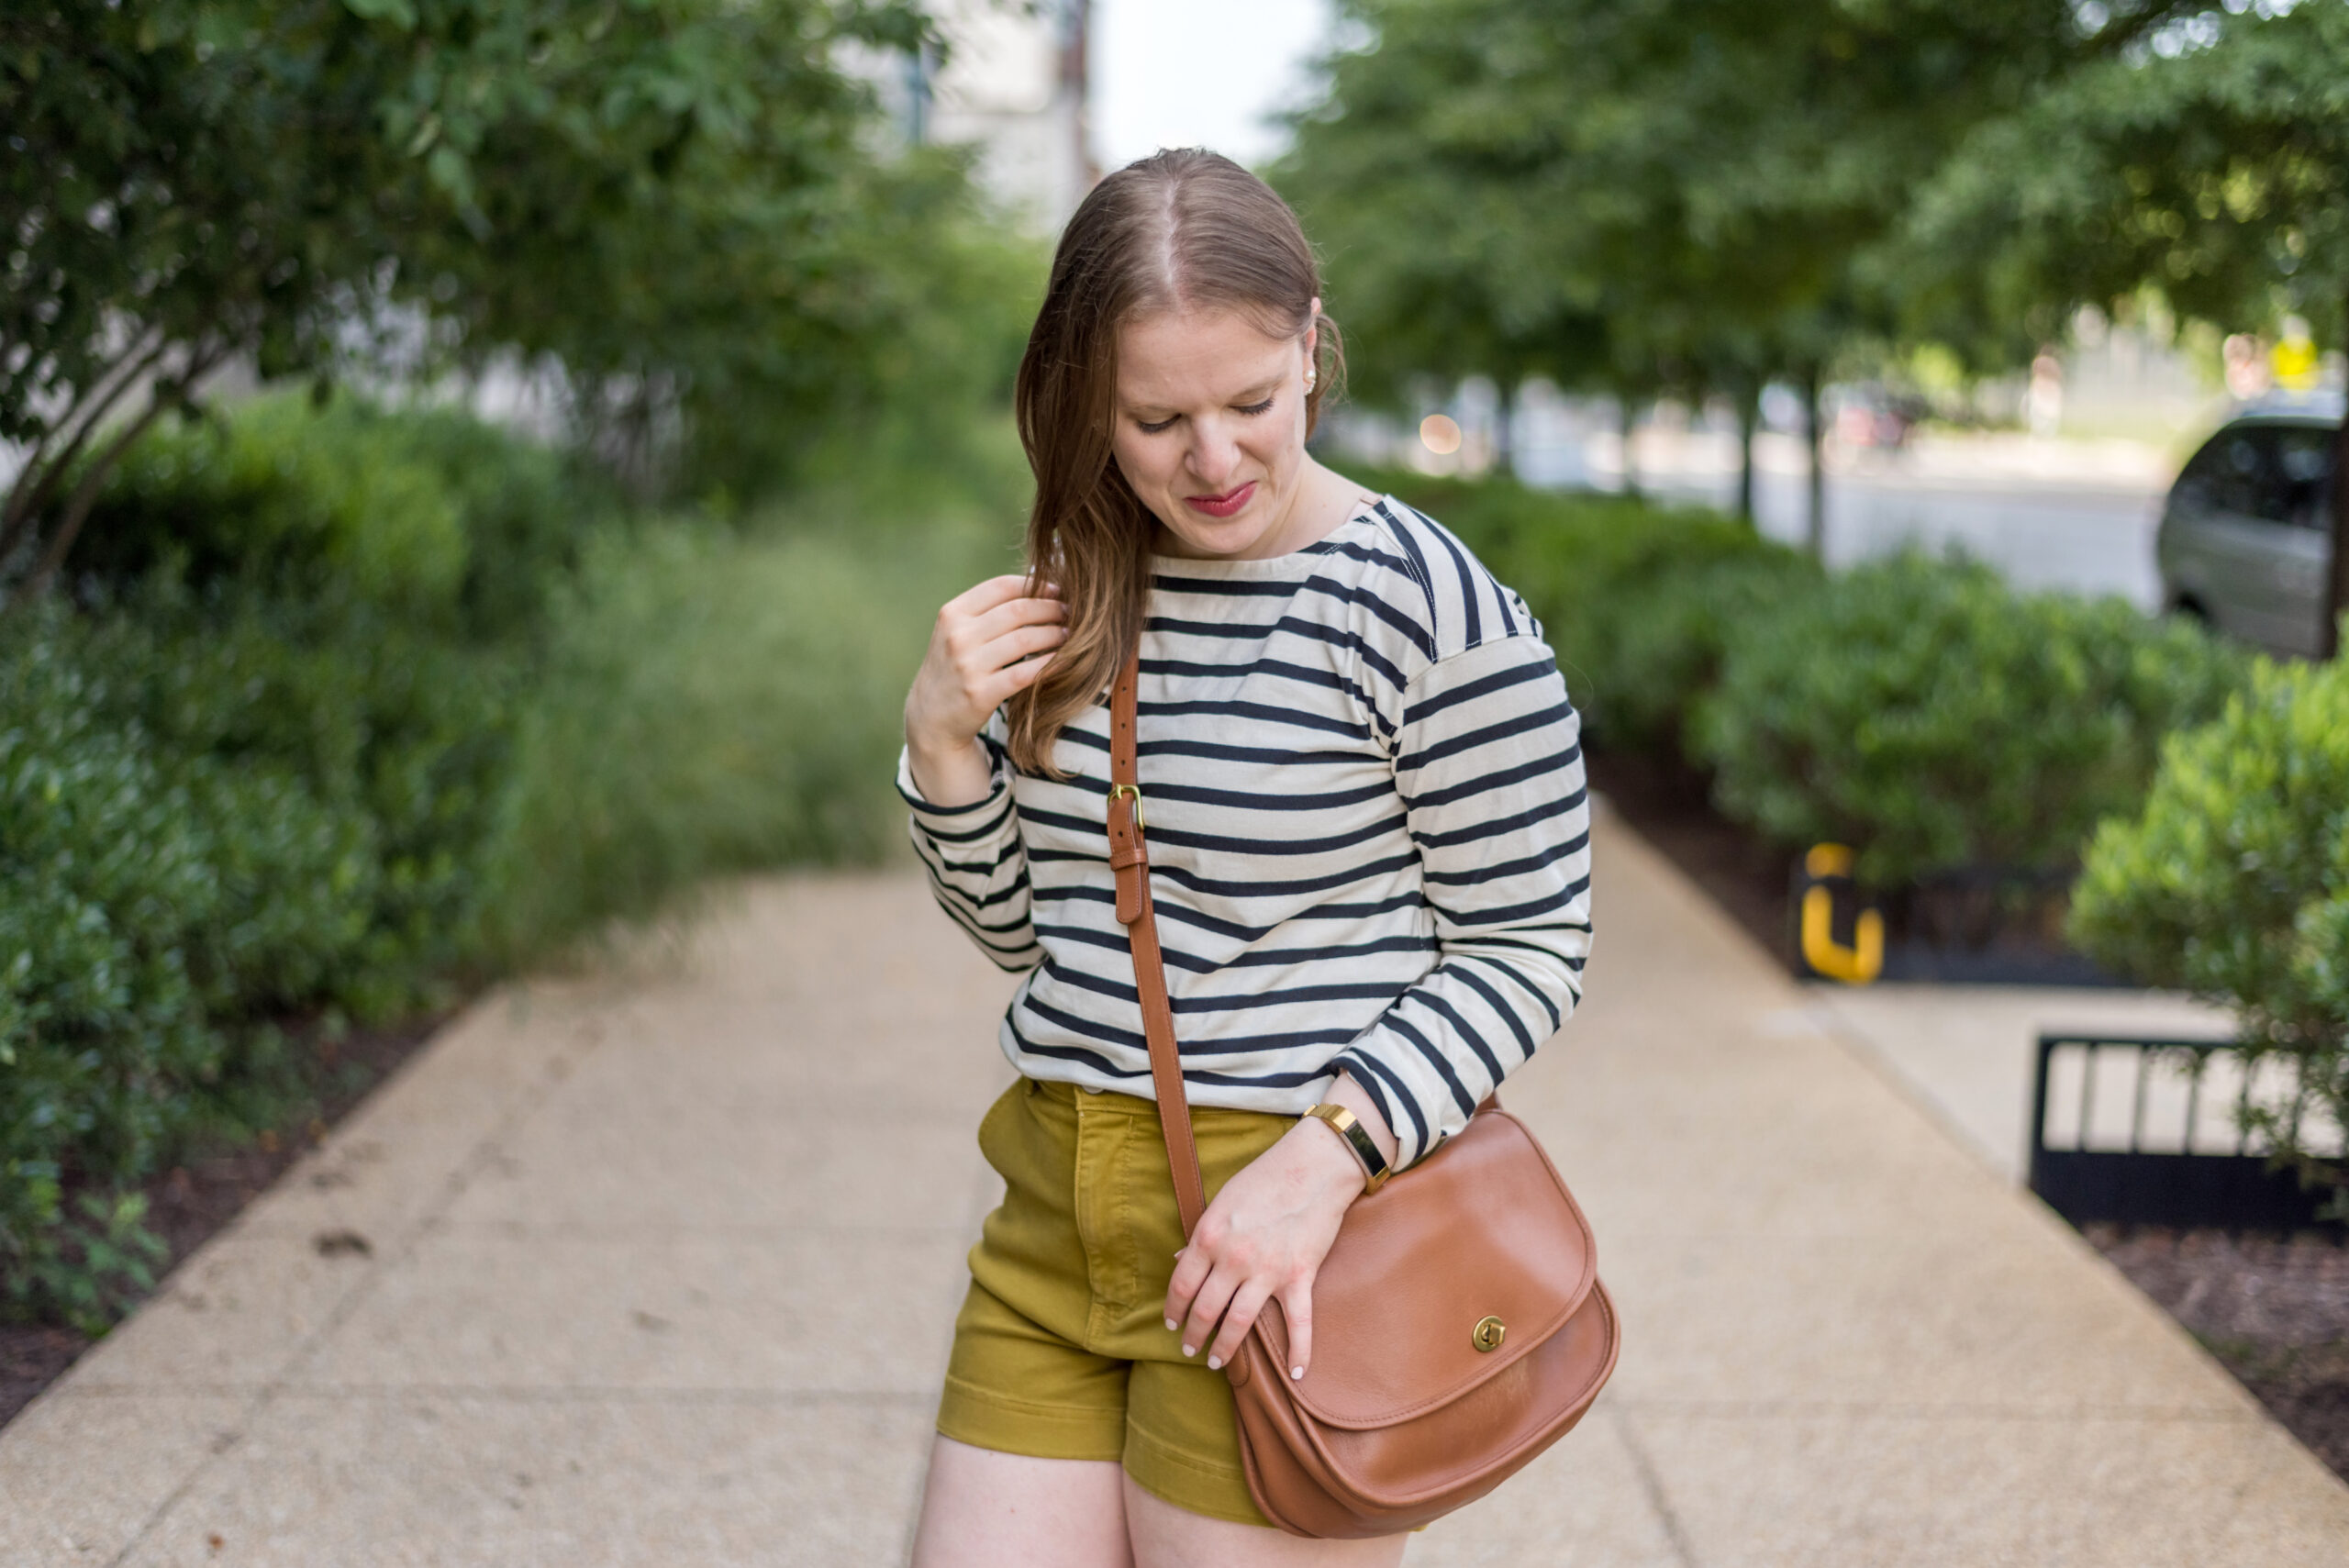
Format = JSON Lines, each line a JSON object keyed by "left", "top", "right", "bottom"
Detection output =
{"left": 1104, "top": 651, "right": 1620, "bottom": 1540}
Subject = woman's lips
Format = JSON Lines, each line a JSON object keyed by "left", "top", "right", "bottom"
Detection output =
{"left": 1183, "top": 481, "right": 1257, "bottom": 518}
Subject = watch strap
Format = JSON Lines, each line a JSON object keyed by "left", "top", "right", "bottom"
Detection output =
{"left": 1304, "top": 1103, "right": 1393, "bottom": 1193}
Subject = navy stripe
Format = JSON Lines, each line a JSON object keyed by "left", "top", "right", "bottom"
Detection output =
{"left": 1398, "top": 701, "right": 1578, "bottom": 773}
{"left": 1444, "top": 876, "right": 1595, "bottom": 928}
{"left": 1335, "top": 1048, "right": 1430, "bottom": 1156}
{"left": 1417, "top": 990, "right": 1508, "bottom": 1083}
{"left": 1424, "top": 835, "right": 1590, "bottom": 888}
{"left": 1386, "top": 1014, "right": 1481, "bottom": 1118}
{"left": 1036, "top": 956, "right": 1408, "bottom": 1014}
{"left": 1401, "top": 652, "right": 1556, "bottom": 728}
{"left": 1406, "top": 753, "right": 1586, "bottom": 812}
{"left": 1449, "top": 959, "right": 1549, "bottom": 1051}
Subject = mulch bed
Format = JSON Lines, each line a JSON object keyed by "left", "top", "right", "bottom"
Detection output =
{"left": 0, "top": 1011, "right": 450, "bottom": 1431}
{"left": 1594, "top": 746, "right": 2349, "bottom": 1484}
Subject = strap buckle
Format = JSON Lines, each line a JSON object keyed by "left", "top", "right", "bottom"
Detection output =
{"left": 1107, "top": 782, "right": 1145, "bottom": 831}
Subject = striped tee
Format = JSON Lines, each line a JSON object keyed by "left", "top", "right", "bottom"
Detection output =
{"left": 895, "top": 495, "right": 1594, "bottom": 1171}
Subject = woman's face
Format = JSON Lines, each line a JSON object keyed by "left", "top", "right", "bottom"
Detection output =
{"left": 1110, "top": 304, "right": 1318, "bottom": 561}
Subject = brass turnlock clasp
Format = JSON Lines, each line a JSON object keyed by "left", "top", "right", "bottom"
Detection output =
{"left": 1471, "top": 1315, "right": 1506, "bottom": 1352}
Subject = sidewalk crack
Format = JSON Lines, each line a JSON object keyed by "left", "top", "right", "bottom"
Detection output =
{"left": 1612, "top": 1404, "right": 1702, "bottom": 1568}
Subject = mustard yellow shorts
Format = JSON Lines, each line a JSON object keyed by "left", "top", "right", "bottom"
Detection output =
{"left": 938, "top": 1074, "right": 1295, "bottom": 1527}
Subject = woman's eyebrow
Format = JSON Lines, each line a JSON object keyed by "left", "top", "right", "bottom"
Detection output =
{"left": 1121, "top": 374, "right": 1286, "bottom": 413}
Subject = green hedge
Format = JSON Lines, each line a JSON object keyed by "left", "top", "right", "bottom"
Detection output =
{"left": 4, "top": 392, "right": 1020, "bottom": 1332}
{"left": 1689, "top": 553, "right": 2247, "bottom": 885}
{"left": 2069, "top": 650, "right": 2349, "bottom": 1213}
{"left": 72, "top": 395, "right": 609, "bottom": 634}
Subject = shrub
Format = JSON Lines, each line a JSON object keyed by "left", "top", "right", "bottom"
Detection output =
{"left": 2069, "top": 651, "right": 2349, "bottom": 1213}
{"left": 0, "top": 607, "right": 376, "bottom": 1318}
{"left": 1689, "top": 552, "right": 2247, "bottom": 885}
{"left": 3, "top": 386, "right": 1026, "bottom": 1330}
{"left": 488, "top": 509, "right": 1012, "bottom": 957}
{"left": 69, "top": 578, "right": 523, "bottom": 1016}
{"left": 73, "top": 393, "right": 615, "bottom": 637}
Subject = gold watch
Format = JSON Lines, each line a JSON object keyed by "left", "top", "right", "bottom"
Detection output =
{"left": 1302, "top": 1103, "right": 1394, "bottom": 1194}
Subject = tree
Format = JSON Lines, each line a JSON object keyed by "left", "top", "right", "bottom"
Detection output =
{"left": 1277, "top": 0, "right": 2218, "bottom": 548}
{"left": 0, "top": 0, "right": 956, "bottom": 601}
{"left": 1898, "top": 0, "right": 2349, "bottom": 652}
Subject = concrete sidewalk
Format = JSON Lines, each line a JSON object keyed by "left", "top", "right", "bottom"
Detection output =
{"left": 6, "top": 810, "right": 2347, "bottom": 1565}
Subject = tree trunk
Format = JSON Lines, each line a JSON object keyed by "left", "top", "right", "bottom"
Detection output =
{"left": 1619, "top": 395, "right": 1642, "bottom": 499}
{"left": 1802, "top": 364, "right": 1826, "bottom": 560}
{"left": 1735, "top": 382, "right": 1759, "bottom": 524}
{"left": 2329, "top": 291, "right": 2349, "bottom": 660}
{"left": 1493, "top": 381, "right": 1515, "bottom": 480}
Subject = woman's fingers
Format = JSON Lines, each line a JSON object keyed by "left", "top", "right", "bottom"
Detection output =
{"left": 965, "top": 626, "right": 1066, "bottom": 708}
{"left": 1279, "top": 1278, "right": 1313, "bottom": 1380}
{"left": 1207, "top": 1276, "right": 1275, "bottom": 1370}
{"left": 964, "top": 593, "right": 1068, "bottom": 648}
{"left": 1178, "top": 1262, "right": 1242, "bottom": 1363}
{"left": 1163, "top": 1244, "right": 1212, "bottom": 1340}
{"left": 946, "top": 597, "right": 1065, "bottom": 689}
{"left": 943, "top": 573, "right": 1039, "bottom": 619}
{"left": 986, "top": 620, "right": 1070, "bottom": 669}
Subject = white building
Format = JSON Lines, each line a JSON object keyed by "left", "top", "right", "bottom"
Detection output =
{"left": 891, "top": 1, "right": 1097, "bottom": 234}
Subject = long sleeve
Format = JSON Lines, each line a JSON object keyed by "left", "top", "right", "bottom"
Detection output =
{"left": 1330, "top": 635, "right": 1594, "bottom": 1169}
{"left": 896, "top": 727, "right": 1042, "bottom": 972}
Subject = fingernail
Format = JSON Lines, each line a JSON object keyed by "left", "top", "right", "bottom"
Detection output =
{"left": 1207, "top": 1355, "right": 1222, "bottom": 1371}
{"left": 1182, "top": 1343, "right": 1196, "bottom": 1357}
{"left": 1291, "top": 1365, "right": 1305, "bottom": 1380}
{"left": 1164, "top": 1318, "right": 1179, "bottom": 1332}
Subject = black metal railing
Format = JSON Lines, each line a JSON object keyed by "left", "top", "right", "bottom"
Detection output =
{"left": 2028, "top": 1033, "right": 2343, "bottom": 1232}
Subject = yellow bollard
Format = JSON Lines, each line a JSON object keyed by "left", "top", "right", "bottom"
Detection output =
{"left": 1799, "top": 843, "right": 1884, "bottom": 985}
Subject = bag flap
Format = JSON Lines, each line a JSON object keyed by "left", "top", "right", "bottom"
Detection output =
{"left": 1253, "top": 1109, "right": 1596, "bottom": 1429}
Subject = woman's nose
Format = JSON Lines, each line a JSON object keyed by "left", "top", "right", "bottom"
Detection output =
{"left": 1186, "top": 420, "right": 1241, "bottom": 487}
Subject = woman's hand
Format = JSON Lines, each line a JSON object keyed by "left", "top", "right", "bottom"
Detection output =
{"left": 1163, "top": 1079, "right": 1398, "bottom": 1381}
{"left": 904, "top": 574, "right": 1065, "bottom": 806}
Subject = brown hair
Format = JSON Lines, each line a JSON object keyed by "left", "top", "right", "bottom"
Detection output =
{"left": 1004, "top": 148, "right": 1342, "bottom": 776}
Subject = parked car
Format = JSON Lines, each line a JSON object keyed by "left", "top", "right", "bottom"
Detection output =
{"left": 2157, "top": 392, "right": 2343, "bottom": 657}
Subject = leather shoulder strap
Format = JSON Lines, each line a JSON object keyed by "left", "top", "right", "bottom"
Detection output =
{"left": 1108, "top": 650, "right": 1210, "bottom": 1235}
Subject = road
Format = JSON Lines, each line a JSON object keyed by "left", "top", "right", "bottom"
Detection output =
{"left": 1520, "top": 425, "right": 2179, "bottom": 610}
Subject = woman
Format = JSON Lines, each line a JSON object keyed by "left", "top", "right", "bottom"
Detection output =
{"left": 897, "top": 150, "right": 1594, "bottom": 1566}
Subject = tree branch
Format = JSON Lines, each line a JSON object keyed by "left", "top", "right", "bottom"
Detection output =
{"left": 8, "top": 342, "right": 223, "bottom": 607}
{"left": 0, "top": 326, "right": 173, "bottom": 557}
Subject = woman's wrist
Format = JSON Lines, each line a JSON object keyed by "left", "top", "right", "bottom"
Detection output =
{"left": 1288, "top": 1115, "right": 1376, "bottom": 1206}
{"left": 903, "top": 730, "right": 995, "bottom": 808}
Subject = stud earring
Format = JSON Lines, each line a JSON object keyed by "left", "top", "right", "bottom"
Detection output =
{"left": 1304, "top": 367, "right": 1319, "bottom": 394}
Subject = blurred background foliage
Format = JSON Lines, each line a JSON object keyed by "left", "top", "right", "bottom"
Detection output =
{"left": 4, "top": 0, "right": 2347, "bottom": 1311}
{"left": 1, "top": 0, "right": 1037, "bottom": 1326}
{"left": 1277, "top": 0, "right": 2349, "bottom": 556}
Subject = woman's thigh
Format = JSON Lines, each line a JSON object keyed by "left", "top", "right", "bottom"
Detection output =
{"left": 910, "top": 1436, "right": 1131, "bottom": 1568}
{"left": 1121, "top": 1473, "right": 1408, "bottom": 1568}
{"left": 906, "top": 1436, "right": 1409, "bottom": 1568}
